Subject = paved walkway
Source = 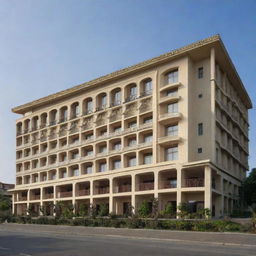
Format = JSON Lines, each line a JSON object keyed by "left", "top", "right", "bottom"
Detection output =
{"left": 1, "top": 223, "right": 256, "bottom": 247}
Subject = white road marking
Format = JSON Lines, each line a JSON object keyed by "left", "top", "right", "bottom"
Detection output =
{"left": 0, "top": 246, "right": 9, "bottom": 250}
{"left": 19, "top": 253, "right": 32, "bottom": 256}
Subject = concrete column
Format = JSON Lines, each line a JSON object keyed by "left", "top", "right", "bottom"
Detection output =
{"left": 109, "top": 178, "right": 113, "bottom": 213}
{"left": 154, "top": 170, "right": 158, "bottom": 198}
{"left": 53, "top": 185, "right": 56, "bottom": 216}
{"left": 176, "top": 167, "right": 182, "bottom": 216}
{"left": 210, "top": 47, "right": 216, "bottom": 162}
{"left": 220, "top": 177, "right": 224, "bottom": 217}
{"left": 12, "top": 194, "right": 15, "bottom": 214}
{"left": 72, "top": 183, "right": 76, "bottom": 215}
{"left": 131, "top": 174, "right": 136, "bottom": 213}
{"left": 204, "top": 166, "right": 212, "bottom": 213}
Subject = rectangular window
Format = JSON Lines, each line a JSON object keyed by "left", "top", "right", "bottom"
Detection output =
{"left": 144, "top": 153, "right": 152, "bottom": 164}
{"left": 144, "top": 134, "right": 153, "bottom": 143}
{"left": 165, "top": 146, "right": 178, "bottom": 161}
{"left": 198, "top": 123, "right": 203, "bottom": 136}
{"left": 114, "top": 127, "right": 122, "bottom": 133}
{"left": 101, "top": 95, "right": 107, "bottom": 107}
{"left": 128, "top": 121, "right": 137, "bottom": 128}
{"left": 114, "top": 91, "right": 121, "bottom": 103}
{"left": 86, "top": 150, "right": 93, "bottom": 156}
{"left": 130, "top": 86, "right": 137, "bottom": 97}
{"left": 166, "top": 125, "right": 178, "bottom": 136}
{"left": 143, "top": 117, "right": 152, "bottom": 124}
{"left": 114, "top": 143, "right": 121, "bottom": 151}
{"left": 167, "top": 69, "right": 178, "bottom": 84}
{"left": 86, "top": 166, "right": 92, "bottom": 174}
{"left": 198, "top": 148, "right": 203, "bottom": 153}
{"left": 73, "top": 169, "right": 79, "bottom": 176}
{"left": 99, "top": 163, "right": 106, "bottom": 172}
{"left": 113, "top": 160, "right": 121, "bottom": 169}
{"left": 128, "top": 138, "right": 137, "bottom": 146}
{"left": 128, "top": 157, "right": 136, "bottom": 167}
{"left": 86, "top": 100, "right": 93, "bottom": 112}
{"left": 85, "top": 133, "right": 93, "bottom": 140}
{"left": 99, "top": 146, "right": 107, "bottom": 153}
{"left": 198, "top": 67, "right": 204, "bottom": 79}
{"left": 167, "top": 102, "right": 178, "bottom": 113}
{"left": 144, "top": 80, "right": 152, "bottom": 93}
{"left": 166, "top": 89, "right": 178, "bottom": 97}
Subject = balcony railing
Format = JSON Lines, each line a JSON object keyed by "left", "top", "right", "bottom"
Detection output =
{"left": 140, "top": 90, "right": 152, "bottom": 97}
{"left": 19, "top": 196, "right": 27, "bottom": 201}
{"left": 162, "top": 181, "right": 177, "bottom": 189}
{"left": 78, "top": 189, "right": 90, "bottom": 196}
{"left": 114, "top": 184, "right": 131, "bottom": 193}
{"left": 44, "top": 193, "right": 54, "bottom": 199}
{"left": 95, "top": 187, "right": 109, "bottom": 195}
{"left": 30, "top": 194, "right": 40, "bottom": 200}
{"left": 184, "top": 178, "right": 204, "bottom": 187}
{"left": 138, "top": 182, "right": 154, "bottom": 191}
{"left": 57, "top": 191, "right": 73, "bottom": 198}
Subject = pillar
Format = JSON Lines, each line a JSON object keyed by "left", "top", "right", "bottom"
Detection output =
{"left": 204, "top": 166, "right": 212, "bottom": 213}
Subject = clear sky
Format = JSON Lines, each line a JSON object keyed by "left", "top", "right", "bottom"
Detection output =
{"left": 0, "top": 0, "right": 255, "bottom": 183}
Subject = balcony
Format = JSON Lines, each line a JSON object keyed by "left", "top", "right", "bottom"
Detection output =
{"left": 114, "top": 184, "right": 131, "bottom": 193}
{"left": 184, "top": 178, "right": 204, "bottom": 187}
{"left": 140, "top": 90, "right": 152, "bottom": 98}
{"left": 160, "top": 82, "right": 181, "bottom": 92}
{"left": 159, "top": 112, "right": 182, "bottom": 122}
{"left": 138, "top": 182, "right": 154, "bottom": 191}
{"left": 125, "top": 95, "right": 137, "bottom": 103}
{"left": 78, "top": 189, "right": 90, "bottom": 196}
{"left": 30, "top": 194, "right": 40, "bottom": 200}
{"left": 95, "top": 187, "right": 109, "bottom": 195}
{"left": 44, "top": 193, "right": 54, "bottom": 199}
{"left": 57, "top": 191, "right": 73, "bottom": 198}
{"left": 158, "top": 135, "right": 180, "bottom": 146}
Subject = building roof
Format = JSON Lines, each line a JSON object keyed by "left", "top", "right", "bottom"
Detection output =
{"left": 12, "top": 34, "right": 252, "bottom": 114}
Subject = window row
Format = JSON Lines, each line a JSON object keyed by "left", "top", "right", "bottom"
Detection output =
{"left": 16, "top": 145, "right": 179, "bottom": 175}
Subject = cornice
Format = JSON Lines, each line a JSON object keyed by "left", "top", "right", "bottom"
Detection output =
{"left": 12, "top": 34, "right": 252, "bottom": 114}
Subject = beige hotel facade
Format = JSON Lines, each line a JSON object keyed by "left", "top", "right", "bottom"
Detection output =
{"left": 11, "top": 35, "right": 252, "bottom": 218}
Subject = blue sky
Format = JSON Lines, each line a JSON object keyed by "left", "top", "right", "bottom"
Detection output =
{"left": 0, "top": 0, "right": 255, "bottom": 183}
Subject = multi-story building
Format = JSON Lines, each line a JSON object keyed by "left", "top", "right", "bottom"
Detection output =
{"left": 0, "top": 182, "right": 14, "bottom": 197}
{"left": 10, "top": 35, "right": 252, "bottom": 218}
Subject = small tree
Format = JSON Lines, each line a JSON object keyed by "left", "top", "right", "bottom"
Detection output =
{"left": 160, "top": 203, "right": 176, "bottom": 218}
{"left": 0, "top": 192, "right": 11, "bottom": 222}
{"left": 151, "top": 198, "right": 159, "bottom": 220}
{"left": 89, "top": 203, "right": 97, "bottom": 219}
{"left": 241, "top": 168, "right": 256, "bottom": 207}
{"left": 78, "top": 204, "right": 89, "bottom": 217}
{"left": 138, "top": 201, "right": 151, "bottom": 218}
{"left": 98, "top": 204, "right": 109, "bottom": 217}
{"left": 177, "top": 203, "right": 188, "bottom": 219}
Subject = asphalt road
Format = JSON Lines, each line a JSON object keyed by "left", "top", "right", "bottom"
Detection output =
{"left": 0, "top": 224, "right": 255, "bottom": 256}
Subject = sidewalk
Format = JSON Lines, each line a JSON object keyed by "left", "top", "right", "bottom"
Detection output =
{"left": 1, "top": 223, "right": 256, "bottom": 247}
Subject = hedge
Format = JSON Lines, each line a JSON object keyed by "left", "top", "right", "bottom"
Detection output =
{"left": 5, "top": 216, "right": 253, "bottom": 233}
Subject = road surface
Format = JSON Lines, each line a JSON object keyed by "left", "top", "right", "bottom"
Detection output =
{"left": 0, "top": 223, "right": 255, "bottom": 256}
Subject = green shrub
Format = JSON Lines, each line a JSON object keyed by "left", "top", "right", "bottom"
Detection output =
{"left": 160, "top": 203, "right": 176, "bottom": 218}
{"left": 137, "top": 201, "right": 151, "bottom": 218}
{"left": 98, "top": 204, "right": 109, "bottom": 217}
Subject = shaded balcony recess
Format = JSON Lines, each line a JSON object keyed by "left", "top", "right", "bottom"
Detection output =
{"left": 44, "top": 193, "right": 54, "bottom": 199}
{"left": 184, "top": 178, "right": 204, "bottom": 187}
{"left": 95, "top": 186, "right": 109, "bottom": 195}
{"left": 138, "top": 182, "right": 154, "bottom": 191}
{"left": 57, "top": 191, "right": 73, "bottom": 198}
{"left": 162, "top": 180, "right": 177, "bottom": 189}
{"left": 114, "top": 184, "right": 131, "bottom": 193}
{"left": 78, "top": 189, "right": 90, "bottom": 196}
{"left": 30, "top": 194, "right": 40, "bottom": 200}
